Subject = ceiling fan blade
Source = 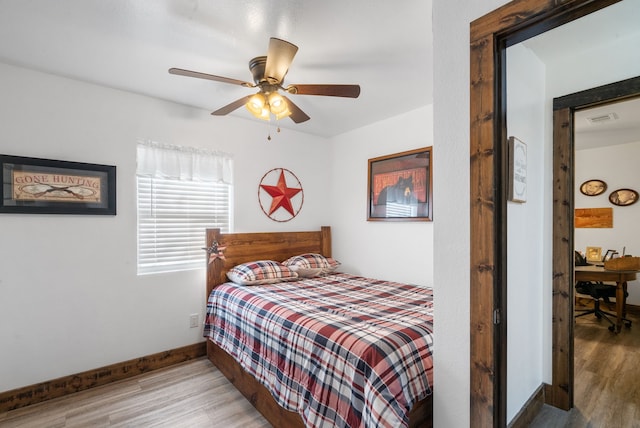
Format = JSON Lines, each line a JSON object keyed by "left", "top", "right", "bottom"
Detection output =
{"left": 169, "top": 68, "right": 253, "bottom": 87}
{"left": 287, "top": 84, "right": 361, "bottom": 98}
{"left": 264, "top": 38, "right": 298, "bottom": 83}
{"left": 211, "top": 95, "right": 252, "bottom": 116}
{"left": 282, "top": 96, "right": 310, "bottom": 123}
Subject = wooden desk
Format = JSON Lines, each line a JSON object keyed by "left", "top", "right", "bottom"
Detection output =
{"left": 575, "top": 265, "right": 637, "bottom": 332}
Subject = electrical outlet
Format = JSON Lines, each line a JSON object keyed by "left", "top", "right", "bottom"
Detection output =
{"left": 189, "top": 313, "right": 199, "bottom": 328}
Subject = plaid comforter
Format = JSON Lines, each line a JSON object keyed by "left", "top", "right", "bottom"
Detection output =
{"left": 204, "top": 273, "right": 434, "bottom": 428}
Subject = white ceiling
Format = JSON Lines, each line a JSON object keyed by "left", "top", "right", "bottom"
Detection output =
{"left": 574, "top": 97, "right": 640, "bottom": 151}
{"left": 523, "top": 0, "right": 640, "bottom": 151}
{"left": 1, "top": 1, "right": 636, "bottom": 143}
{"left": 0, "top": 0, "right": 433, "bottom": 138}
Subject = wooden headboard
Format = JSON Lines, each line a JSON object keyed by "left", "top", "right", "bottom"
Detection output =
{"left": 205, "top": 226, "right": 332, "bottom": 298}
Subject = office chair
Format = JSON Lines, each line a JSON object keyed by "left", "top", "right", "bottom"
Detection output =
{"left": 575, "top": 281, "right": 632, "bottom": 332}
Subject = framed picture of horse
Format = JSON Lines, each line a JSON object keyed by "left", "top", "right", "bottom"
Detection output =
{"left": 367, "top": 147, "right": 432, "bottom": 222}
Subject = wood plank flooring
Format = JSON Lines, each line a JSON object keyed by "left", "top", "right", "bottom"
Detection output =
{"left": 2, "top": 309, "right": 638, "bottom": 427}
{"left": 0, "top": 358, "right": 269, "bottom": 428}
{"left": 530, "top": 308, "right": 640, "bottom": 427}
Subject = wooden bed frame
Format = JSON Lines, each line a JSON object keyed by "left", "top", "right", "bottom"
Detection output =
{"left": 205, "top": 226, "right": 433, "bottom": 427}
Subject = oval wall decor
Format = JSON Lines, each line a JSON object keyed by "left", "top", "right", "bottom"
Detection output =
{"left": 609, "top": 188, "right": 638, "bottom": 207}
{"left": 579, "top": 179, "right": 607, "bottom": 196}
{"left": 258, "top": 168, "right": 304, "bottom": 222}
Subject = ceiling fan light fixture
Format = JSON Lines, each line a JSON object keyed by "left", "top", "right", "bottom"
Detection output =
{"left": 275, "top": 106, "right": 292, "bottom": 120}
{"left": 245, "top": 91, "right": 292, "bottom": 121}
{"left": 246, "top": 93, "right": 269, "bottom": 119}
{"left": 268, "top": 92, "right": 288, "bottom": 115}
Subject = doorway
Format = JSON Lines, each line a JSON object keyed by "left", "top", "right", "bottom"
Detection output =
{"left": 469, "top": 0, "right": 623, "bottom": 425}
{"left": 551, "top": 75, "right": 640, "bottom": 409}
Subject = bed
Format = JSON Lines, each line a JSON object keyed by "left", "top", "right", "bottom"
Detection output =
{"left": 204, "top": 226, "right": 433, "bottom": 427}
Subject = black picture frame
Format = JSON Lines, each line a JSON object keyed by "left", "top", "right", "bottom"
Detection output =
{"left": 1, "top": 154, "right": 116, "bottom": 215}
{"left": 367, "top": 147, "right": 432, "bottom": 222}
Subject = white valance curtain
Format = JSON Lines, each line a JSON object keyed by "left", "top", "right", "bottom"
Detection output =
{"left": 136, "top": 140, "right": 233, "bottom": 184}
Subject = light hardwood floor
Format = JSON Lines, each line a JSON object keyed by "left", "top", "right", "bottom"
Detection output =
{"left": 0, "top": 358, "right": 269, "bottom": 428}
{"left": 2, "top": 310, "right": 638, "bottom": 428}
{"left": 530, "top": 308, "right": 640, "bottom": 427}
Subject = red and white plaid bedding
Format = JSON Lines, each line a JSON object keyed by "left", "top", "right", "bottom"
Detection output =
{"left": 204, "top": 273, "right": 434, "bottom": 428}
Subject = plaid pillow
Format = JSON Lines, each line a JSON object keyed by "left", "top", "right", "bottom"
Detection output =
{"left": 226, "top": 260, "right": 298, "bottom": 285}
{"left": 282, "top": 253, "right": 341, "bottom": 276}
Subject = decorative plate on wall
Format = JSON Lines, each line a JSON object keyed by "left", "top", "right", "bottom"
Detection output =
{"left": 579, "top": 179, "right": 607, "bottom": 196}
{"left": 258, "top": 168, "right": 304, "bottom": 222}
{"left": 609, "top": 188, "right": 638, "bottom": 207}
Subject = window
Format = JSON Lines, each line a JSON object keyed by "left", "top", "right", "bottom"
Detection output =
{"left": 136, "top": 141, "right": 233, "bottom": 274}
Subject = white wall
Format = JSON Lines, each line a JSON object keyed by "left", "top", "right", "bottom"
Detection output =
{"left": 432, "top": 1, "right": 513, "bottom": 426}
{"left": 329, "top": 106, "right": 434, "bottom": 286}
{"left": 0, "top": 61, "right": 435, "bottom": 394}
{"left": 505, "top": 44, "right": 547, "bottom": 422}
{"left": 0, "top": 62, "right": 332, "bottom": 391}
{"left": 575, "top": 141, "right": 640, "bottom": 305}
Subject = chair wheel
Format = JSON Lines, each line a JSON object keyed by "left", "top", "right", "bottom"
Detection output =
{"left": 608, "top": 325, "right": 616, "bottom": 332}
{"left": 625, "top": 322, "right": 632, "bottom": 328}
{"left": 595, "top": 313, "right": 602, "bottom": 319}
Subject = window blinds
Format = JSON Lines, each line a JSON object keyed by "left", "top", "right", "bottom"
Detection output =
{"left": 136, "top": 141, "right": 233, "bottom": 274}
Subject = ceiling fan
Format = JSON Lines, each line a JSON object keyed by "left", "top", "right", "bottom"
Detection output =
{"left": 169, "top": 37, "right": 361, "bottom": 124}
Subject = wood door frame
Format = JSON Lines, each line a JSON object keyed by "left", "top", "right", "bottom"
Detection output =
{"left": 470, "top": 0, "right": 620, "bottom": 425}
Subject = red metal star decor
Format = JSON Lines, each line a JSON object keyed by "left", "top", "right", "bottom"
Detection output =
{"left": 258, "top": 168, "right": 304, "bottom": 222}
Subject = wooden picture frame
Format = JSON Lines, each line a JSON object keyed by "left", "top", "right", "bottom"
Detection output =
{"left": 507, "top": 137, "right": 527, "bottom": 203}
{"left": 367, "top": 147, "right": 432, "bottom": 222}
{"left": 579, "top": 179, "right": 607, "bottom": 196}
{"left": 608, "top": 188, "right": 638, "bottom": 207}
{"left": 586, "top": 246, "right": 602, "bottom": 263}
{"left": 1, "top": 154, "right": 116, "bottom": 215}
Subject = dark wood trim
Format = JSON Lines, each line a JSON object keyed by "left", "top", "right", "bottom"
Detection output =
{"left": 507, "top": 384, "right": 546, "bottom": 428}
{"left": 0, "top": 342, "right": 206, "bottom": 413}
{"left": 551, "top": 75, "right": 640, "bottom": 411}
{"left": 550, "top": 106, "right": 575, "bottom": 410}
{"left": 554, "top": 75, "right": 640, "bottom": 110}
{"left": 470, "top": 1, "right": 620, "bottom": 426}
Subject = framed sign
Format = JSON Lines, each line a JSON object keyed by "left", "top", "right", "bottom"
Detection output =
{"left": 507, "top": 136, "right": 527, "bottom": 203}
{"left": 367, "top": 147, "right": 432, "bottom": 221}
{"left": 1, "top": 154, "right": 116, "bottom": 215}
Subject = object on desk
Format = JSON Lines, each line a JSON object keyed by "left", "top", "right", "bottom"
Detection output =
{"left": 604, "top": 256, "right": 640, "bottom": 271}
{"left": 586, "top": 246, "right": 602, "bottom": 263}
{"left": 575, "top": 251, "right": 589, "bottom": 266}
{"left": 602, "top": 249, "right": 618, "bottom": 262}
